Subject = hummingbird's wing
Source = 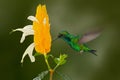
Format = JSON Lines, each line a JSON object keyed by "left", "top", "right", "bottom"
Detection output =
{"left": 79, "top": 29, "right": 101, "bottom": 44}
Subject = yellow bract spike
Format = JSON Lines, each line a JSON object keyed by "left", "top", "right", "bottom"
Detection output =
{"left": 33, "top": 4, "right": 51, "bottom": 54}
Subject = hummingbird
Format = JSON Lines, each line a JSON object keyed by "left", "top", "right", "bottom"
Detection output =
{"left": 54, "top": 30, "right": 101, "bottom": 56}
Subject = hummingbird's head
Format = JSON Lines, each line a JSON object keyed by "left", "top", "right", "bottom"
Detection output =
{"left": 52, "top": 31, "right": 70, "bottom": 42}
{"left": 58, "top": 31, "right": 69, "bottom": 38}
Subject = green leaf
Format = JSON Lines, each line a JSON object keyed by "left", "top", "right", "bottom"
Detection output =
{"left": 33, "top": 70, "right": 49, "bottom": 80}
{"left": 54, "top": 54, "right": 68, "bottom": 65}
{"left": 59, "top": 54, "right": 67, "bottom": 65}
{"left": 54, "top": 58, "right": 60, "bottom": 64}
{"left": 34, "top": 52, "right": 41, "bottom": 57}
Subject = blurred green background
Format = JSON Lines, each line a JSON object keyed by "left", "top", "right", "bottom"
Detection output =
{"left": 0, "top": 0, "right": 120, "bottom": 80}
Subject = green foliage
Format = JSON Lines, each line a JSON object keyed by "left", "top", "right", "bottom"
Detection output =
{"left": 33, "top": 70, "right": 49, "bottom": 80}
{"left": 34, "top": 52, "right": 41, "bottom": 57}
{"left": 54, "top": 54, "right": 68, "bottom": 66}
{"left": 46, "top": 54, "right": 53, "bottom": 59}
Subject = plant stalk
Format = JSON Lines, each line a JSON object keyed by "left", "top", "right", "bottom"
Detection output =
{"left": 50, "top": 69, "right": 54, "bottom": 80}
{"left": 44, "top": 54, "right": 51, "bottom": 70}
{"left": 44, "top": 54, "right": 53, "bottom": 80}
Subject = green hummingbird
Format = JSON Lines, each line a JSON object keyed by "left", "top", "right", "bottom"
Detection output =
{"left": 54, "top": 30, "right": 101, "bottom": 55}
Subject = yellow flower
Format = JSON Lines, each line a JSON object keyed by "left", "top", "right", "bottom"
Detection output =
{"left": 13, "top": 4, "right": 51, "bottom": 63}
{"left": 33, "top": 5, "right": 51, "bottom": 54}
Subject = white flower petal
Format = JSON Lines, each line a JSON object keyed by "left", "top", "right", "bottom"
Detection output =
{"left": 21, "top": 43, "right": 35, "bottom": 63}
{"left": 12, "top": 28, "right": 23, "bottom": 32}
{"left": 20, "top": 25, "right": 34, "bottom": 43}
{"left": 13, "top": 25, "right": 34, "bottom": 43}
{"left": 23, "top": 25, "right": 33, "bottom": 29}
{"left": 20, "top": 34, "right": 25, "bottom": 43}
{"left": 27, "top": 16, "right": 38, "bottom": 22}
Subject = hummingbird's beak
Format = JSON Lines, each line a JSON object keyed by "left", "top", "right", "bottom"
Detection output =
{"left": 58, "top": 33, "right": 64, "bottom": 38}
{"left": 52, "top": 34, "right": 63, "bottom": 43}
{"left": 52, "top": 37, "right": 59, "bottom": 42}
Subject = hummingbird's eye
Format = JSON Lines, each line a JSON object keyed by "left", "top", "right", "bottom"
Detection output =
{"left": 58, "top": 34, "right": 63, "bottom": 38}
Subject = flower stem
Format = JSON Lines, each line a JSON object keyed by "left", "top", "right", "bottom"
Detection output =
{"left": 44, "top": 54, "right": 54, "bottom": 80}
{"left": 49, "top": 69, "right": 54, "bottom": 80}
{"left": 53, "top": 64, "right": 60, "bottom": 71}
{"left": 44, "top": 54, "right": 51, "bottom": 70}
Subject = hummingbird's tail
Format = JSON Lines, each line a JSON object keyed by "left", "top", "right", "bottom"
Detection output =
{"left": 89, "top": 49, "right": 97, "bottom": 56}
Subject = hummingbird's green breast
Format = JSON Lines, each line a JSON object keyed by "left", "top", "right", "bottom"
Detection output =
{"left": 68, "top": 41, "right": 81, "bottom": 51}
{"left": 66, "top": 39, "right": 91, "bottom": 52}
{"left": 61, "top": 33, "right": 82, "bottom": 51}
